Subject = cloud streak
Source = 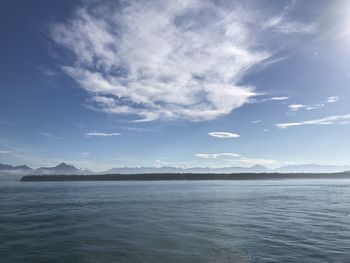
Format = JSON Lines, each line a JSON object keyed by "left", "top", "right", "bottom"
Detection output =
{"left": 288, "top": 103, "right": 325, "bottom": 111}
{"left": 195, "top": 152, "right": 288, "bottom": 166}
{"left": 195, "top": 153, "right": 241, "bottom": 159}
{"left": 288, "top": 96, "right": 339, "bottom": 112}
{"left": 208, "top": 132, "right": 240, "bottom": 138}
{"left": 85, "top": 132, "right": 121, "bottom": 137}
{"left": 327, "top": 96, "right": 339, "bottom": 103}
{"left": 277, "top": 114, "right": 350, "bottom": 129}
{"left": 262, "top": 0, "right": 316, "bottom": 34}
{"left": 249, "top": 95, "right": 289, "bottom": 104}
{"left": 51, "top": 1, "right": 313, "bottom": 122}
{"left": 270, "top": 96, "right": 289, "bottom": 101}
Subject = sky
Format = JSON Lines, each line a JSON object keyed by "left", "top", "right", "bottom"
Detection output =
{"left": 0, "top": 0, "right": 350, "bottom": 171}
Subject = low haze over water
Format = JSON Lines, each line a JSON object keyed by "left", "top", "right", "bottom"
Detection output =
{"left": 2, "top": 178, "right": 350, "bottom": 262}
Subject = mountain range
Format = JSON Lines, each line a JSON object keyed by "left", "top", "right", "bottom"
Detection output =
{"left": 0, "top": 163, "right": 32, "bottom": 172}
{"left": 1, "top": 162, "right": 350, "bottom": 175}
{"left": 102, "top": 164, "right": 350, "bottom": 174}
{"left": 35, "top": 162, "right": 93, "bottom": 175}
{"left": 102, "top": 164, "right": 269, "bottom": 174}
{"left": 0, "top": 162, "right": 92, "bottom": 175}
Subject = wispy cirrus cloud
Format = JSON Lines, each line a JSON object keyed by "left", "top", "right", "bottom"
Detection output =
{"left": 270, "top": 96, "right": 289, "bottom": 101}
{"left": 249, "top": 95, "right": 289, "bottom": 104}
{"left": 288, "top": 103, "right": 324, "bottom": 111}
{"left": 288, "top": 95, "right": 340, "bottom": 112}
{"left": 304, "top": 104, "right": 325, "bottom": 110}
{"left": 195, "top": 152, "right": 290, "bottom": 166}
{"left": 208, "top": 132, "right": 240, "bottom": 138}
{"left": 51, "top": 1, "right": 314, "bottom": 122}
{"left": 277, "top": 114, "right": 350, "bottom": 129}
{"left": 262, "top": 0, "right": 316, "bottom": 34}
{"left": 327, "top": 96, "right": 340, "bottom": 103}
{"left": 85, "top": 132, "right": 121, "bottom": 137}
{"left": 288, "top": 104, "right": 305, "bottom": 111}
{"left": 195, "top": 153, "right": 241, "bottom": 159}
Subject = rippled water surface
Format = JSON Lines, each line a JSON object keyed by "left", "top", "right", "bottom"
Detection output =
{"left": 1, "top": 178, "right": 350, "bottom": 262}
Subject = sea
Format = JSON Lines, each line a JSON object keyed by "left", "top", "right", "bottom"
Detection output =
{"left": 1, "top": 176, "right": 350, "bottom": 262}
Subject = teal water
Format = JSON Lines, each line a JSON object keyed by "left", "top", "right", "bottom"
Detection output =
{"left": 1, "top": 178, "right": 350, "bottom": 262}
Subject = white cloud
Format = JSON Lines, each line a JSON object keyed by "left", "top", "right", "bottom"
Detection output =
{"left": 51, "top": 1, "right": 313, "bottom": 122}
{"left": 288, "top": 103, "right": 324, "bottom": 111}
{"left": 276, "top": 114, "right": 350, "bottom": 129}
{"left": 195, "top": 153, "right": 241, "bottom": 159}
{"left": 270, "top": 96, "right": 289, "bottom": 101}
{"left": 208, "top": 132, "right": 240, "bottom": 138}
{"left": 288, "top": 104, "right": 306, "bottom": 111}
{"left": 305, "top": 104, "right": 324, "bottom": 110}
{"left": 251, "top": 120, "right": 262, "bottom": 124}
{"left": 195, "top": 152, "right": 289, "bottom": 167}
{"left": 288, "top": 96, "right": 339, "bottom": 112}
{"left": 249, "top": 95, "right": 289, "bottom": 104}
{"left": 85, "top": 132, "right": 121, "bottom": 137}
{"left": 327, "top": 96, "right": 340, "bottom": 103}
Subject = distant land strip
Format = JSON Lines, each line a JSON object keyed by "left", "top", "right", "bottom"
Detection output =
{"left": 21, "top": 172, "right": 350, "bottom": 182}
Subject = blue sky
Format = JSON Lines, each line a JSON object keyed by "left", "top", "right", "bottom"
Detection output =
{"left": 0, "top": 0, "right": 349, "bottom": 171}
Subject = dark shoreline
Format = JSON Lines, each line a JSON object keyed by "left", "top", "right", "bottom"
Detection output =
{"left": 21, "top": 172, "right": 350, "bottom": 182}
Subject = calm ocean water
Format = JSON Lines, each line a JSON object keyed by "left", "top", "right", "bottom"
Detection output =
{"left": 1, "top": 177, "right": 350, "bottom": 262}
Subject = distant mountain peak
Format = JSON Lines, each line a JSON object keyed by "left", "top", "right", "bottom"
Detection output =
{"left": 55, "top": 162, "right": 77, "bottom": 170}
{"left": 35, "top": 163, "right": 79, "bottom": 175}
